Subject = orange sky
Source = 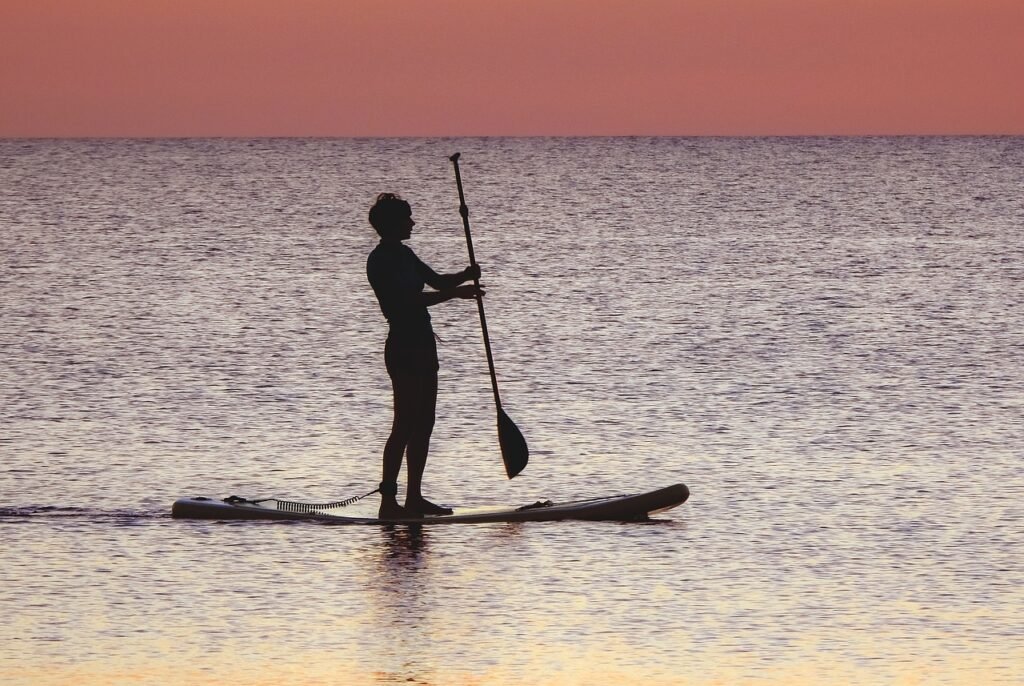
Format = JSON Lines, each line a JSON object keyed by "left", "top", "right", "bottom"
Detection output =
{"left": 1, "top": 0, "right": 1022, "bottom": 136}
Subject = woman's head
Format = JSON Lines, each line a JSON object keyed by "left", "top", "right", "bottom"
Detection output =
{"left": 369, "top": 193, "right": 413, "bottom": 239}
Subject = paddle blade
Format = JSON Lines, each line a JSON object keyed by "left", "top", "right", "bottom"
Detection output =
{"left": 497, "top": 408, "right": 529, "bottom": 479}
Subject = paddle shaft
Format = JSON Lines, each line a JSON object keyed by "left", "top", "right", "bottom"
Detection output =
{"left": 449, "top": 153, "right": 503, "bottom": 411}
{"left": 448, "top": 153, "right": 529, "bottom": 479}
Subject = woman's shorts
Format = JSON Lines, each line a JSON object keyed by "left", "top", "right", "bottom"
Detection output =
{"left": 384, "top": 333, "right": 439, "bottom": 378}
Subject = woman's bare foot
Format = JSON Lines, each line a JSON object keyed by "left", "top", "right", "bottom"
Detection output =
{"left": 378, "top": 499, "right": 422, "bottom": 520}
{"left": 405, "top": 497, "right": 453, "bottom": 516}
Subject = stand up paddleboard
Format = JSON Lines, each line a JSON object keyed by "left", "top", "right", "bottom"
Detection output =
{"left": 171, "top": 483, "right": 688, "bottom": 524}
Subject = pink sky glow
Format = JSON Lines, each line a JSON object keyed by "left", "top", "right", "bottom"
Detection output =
{"left": 1, "top": 0, "right": 1022, "bottom": 136}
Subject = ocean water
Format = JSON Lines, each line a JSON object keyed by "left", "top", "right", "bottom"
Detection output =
{"left": 1, "top": 137, "right": 1022, "bottom": 685}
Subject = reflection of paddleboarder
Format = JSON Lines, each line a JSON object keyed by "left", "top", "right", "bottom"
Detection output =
{"left": 366, "top": 193, "right": 483, "bottom": 519}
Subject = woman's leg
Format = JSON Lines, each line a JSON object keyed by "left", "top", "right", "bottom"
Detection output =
{"left": 379, "top": 373, "right": 419, "bottom": 518}
{"left": 404, "top": 372, "right": 451, "bottom": 515}
{"left": 403, "top": 371, "right": 437, "bottom": 503}
{"left": 381, "top": 375, "right": 414, "bottom": 487}
{"left": 379, "top": 335, "right": 448, "bottom": 518}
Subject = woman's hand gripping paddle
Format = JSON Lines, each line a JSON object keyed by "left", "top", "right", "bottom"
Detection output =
{"left": 449, "top": 153, "right": 529, "bottom": 479}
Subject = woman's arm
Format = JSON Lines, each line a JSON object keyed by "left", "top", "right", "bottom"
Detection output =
{"left": 425, "top": 264, "right": 481, "bottom": 291}
{"left": 417, "top": 263, "right": 482, "bottom": 306}
{"left": 420, "top": 283, "right": 484, "bottom": 306}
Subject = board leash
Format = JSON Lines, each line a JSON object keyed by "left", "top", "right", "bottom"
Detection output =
{"left": 224, "top": 486, "right": 380, "bottom": 514}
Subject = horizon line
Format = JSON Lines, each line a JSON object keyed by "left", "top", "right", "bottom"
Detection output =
{"left": 3, "top": 132, "right": 1023, "bottom": 141}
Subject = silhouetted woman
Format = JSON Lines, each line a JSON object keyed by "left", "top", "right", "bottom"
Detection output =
{"left": 366, "top": 193, "right": 482, "bottom": 519}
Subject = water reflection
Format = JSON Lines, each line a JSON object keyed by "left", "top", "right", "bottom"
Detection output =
{"left": 377, "top": 524, "right": 429, "bottom": 577}
{"left": 369, "top": 524, "right": 436, "bottom": 685}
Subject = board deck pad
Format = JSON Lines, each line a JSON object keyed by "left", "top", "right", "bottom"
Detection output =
{"left": 172, "top": 483, "right": 688, "bottom": 524}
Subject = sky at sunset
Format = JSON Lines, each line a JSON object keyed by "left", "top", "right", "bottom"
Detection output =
{"left": 1, "top": 0, "right": 1022, "bottom": 137}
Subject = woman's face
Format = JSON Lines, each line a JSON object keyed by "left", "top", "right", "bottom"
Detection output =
{"left": 396, "top": 213, "right": 415, "bottom": 240}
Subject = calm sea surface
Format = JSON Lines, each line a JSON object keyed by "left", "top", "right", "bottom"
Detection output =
{"left": 2, "top": 137, "right": 1022, "bottom": 685}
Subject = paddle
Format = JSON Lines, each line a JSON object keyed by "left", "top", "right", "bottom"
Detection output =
{"left": 449, "top": 152, "right": 529, "bottom": 479}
